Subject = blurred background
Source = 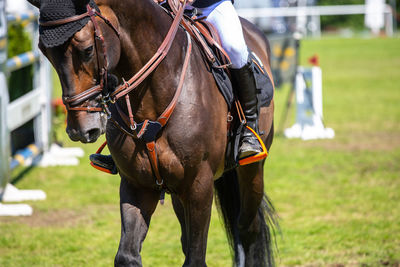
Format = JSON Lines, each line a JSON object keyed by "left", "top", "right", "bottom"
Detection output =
{"left": 0, "top": 0, "right": 399, "bottom": 266}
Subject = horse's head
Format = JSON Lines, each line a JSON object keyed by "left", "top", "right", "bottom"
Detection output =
{"left": 28, "top": 0, "right": 121, "bottom": 143}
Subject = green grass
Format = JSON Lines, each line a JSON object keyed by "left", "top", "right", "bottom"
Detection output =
{"left": 1, "top": 37, "right": 399, "bottom": 266}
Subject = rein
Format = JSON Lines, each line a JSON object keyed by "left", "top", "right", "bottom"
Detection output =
{"left": 110, "top": 0, "right": 186, "bottom": 100}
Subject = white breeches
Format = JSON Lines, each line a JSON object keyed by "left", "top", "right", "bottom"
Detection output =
{"left": 189, "top": 0, "right": 249, "bottom": 69}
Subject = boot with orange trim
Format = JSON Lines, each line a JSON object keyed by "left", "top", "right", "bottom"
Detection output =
{"left": 230, "top": 57, "right": 264, "bottom": 162}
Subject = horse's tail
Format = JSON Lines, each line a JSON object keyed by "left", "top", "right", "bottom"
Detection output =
{"left": 214, "top": 169, "right": 278, "bottom": 267}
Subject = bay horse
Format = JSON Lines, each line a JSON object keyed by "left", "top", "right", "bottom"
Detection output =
{"left": 28, "top": 0, "right": 277, "bottom": 266}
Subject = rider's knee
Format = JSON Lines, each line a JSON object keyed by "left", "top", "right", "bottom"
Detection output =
{"left": 224, "top": 41, "right": 249, "bottom": 68}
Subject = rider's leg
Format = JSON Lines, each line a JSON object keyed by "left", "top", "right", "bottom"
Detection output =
{"left": 203, "top": 1, "right": 262, "bottom": 158}
{"left": 202, "top": 1, "right": 248, "bottom": 69}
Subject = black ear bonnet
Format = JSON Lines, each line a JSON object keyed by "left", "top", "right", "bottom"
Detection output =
{"left": 39, "top": 0, "right": 98, "bottom": 48}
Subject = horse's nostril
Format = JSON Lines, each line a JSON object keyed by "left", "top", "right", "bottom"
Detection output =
{"left": 66, "top": 127, "right": 80, "bottom": 141}
{"left": 87, "top": 128, "right": 100, "bottom": 141}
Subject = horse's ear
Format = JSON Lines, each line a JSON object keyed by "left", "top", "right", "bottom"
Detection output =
{"left": 27, "top": 0, "right": 41, "bottom": 9}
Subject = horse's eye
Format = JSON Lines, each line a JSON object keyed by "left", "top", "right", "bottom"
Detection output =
{"left": 81, "top": 45, "right": 94, "bottom": 61}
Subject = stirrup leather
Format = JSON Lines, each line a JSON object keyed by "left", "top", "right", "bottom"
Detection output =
{"left": 238, "top": 125, "right": 268, "bottom": 166}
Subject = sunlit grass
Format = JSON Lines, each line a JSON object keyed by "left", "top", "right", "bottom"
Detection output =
{"left": 0, "top": 37, "right": 399, "bottom": 266}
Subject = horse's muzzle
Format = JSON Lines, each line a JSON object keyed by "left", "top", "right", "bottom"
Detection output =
{"left": 66, "top": 126, "right": 101, "bottom": 143}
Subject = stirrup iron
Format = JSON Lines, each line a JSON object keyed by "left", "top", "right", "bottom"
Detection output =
{"left": 238, "top": 125, "right": 268, "bottom": 166}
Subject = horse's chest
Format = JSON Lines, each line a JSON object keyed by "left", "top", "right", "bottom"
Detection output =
{"left": 108, "top": 132, "right": 185, "bottom": 189}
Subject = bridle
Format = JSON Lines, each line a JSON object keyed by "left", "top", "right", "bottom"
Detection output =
{"left": 40, "top": 0, "right": 188, "bottom": 118}
{"left": 40, "top": 4, "right": 120, "bottom": 112}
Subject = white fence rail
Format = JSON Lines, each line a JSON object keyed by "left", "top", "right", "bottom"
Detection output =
{"left": 237, "top": 4, "right": 394, "bottom": 37}
{"left": 0, "top": 2, "right": 50, "bottom": 215}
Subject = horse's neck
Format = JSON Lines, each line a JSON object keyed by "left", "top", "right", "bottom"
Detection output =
{"left": 114, "top": 1, "right": 160, "bottom": 70}
{"left": 112, "top": 0, "right": 184, "bottom": 119}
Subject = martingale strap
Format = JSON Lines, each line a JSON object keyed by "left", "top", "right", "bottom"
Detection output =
{"left": 145, "top": 33, "right": 192, "bottom": 187}
{"left": 107, "top": 33, "right": 192, "bottom": 187}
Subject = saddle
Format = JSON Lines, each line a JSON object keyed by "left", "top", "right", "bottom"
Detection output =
{"left": 165, "top": 3, "right": 273, "bottom": 170}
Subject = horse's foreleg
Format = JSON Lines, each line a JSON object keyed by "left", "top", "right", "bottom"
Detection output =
{"left": 172, "top": 194, "right": 188, "bottom": 257}
{"left": 176, "top": 167, "right": 214, "bottom": 267}
{"left": 114, "top": 177, "right": 159, "bottom": 267}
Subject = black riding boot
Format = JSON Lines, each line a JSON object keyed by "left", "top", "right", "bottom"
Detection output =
{"left": 90, "top": 154, "right": 118, "bottom": 174}
{"left": 230, "top": 58, "right": 262, "bottom": 159}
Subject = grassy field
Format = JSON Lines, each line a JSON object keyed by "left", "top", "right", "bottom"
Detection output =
{"left": 0, "top": 37, "right": 399, "bottom": 266}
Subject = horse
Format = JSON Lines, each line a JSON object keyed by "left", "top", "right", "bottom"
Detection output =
{"left": 27, "top": 0, "right": 277, "bottom": 266}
